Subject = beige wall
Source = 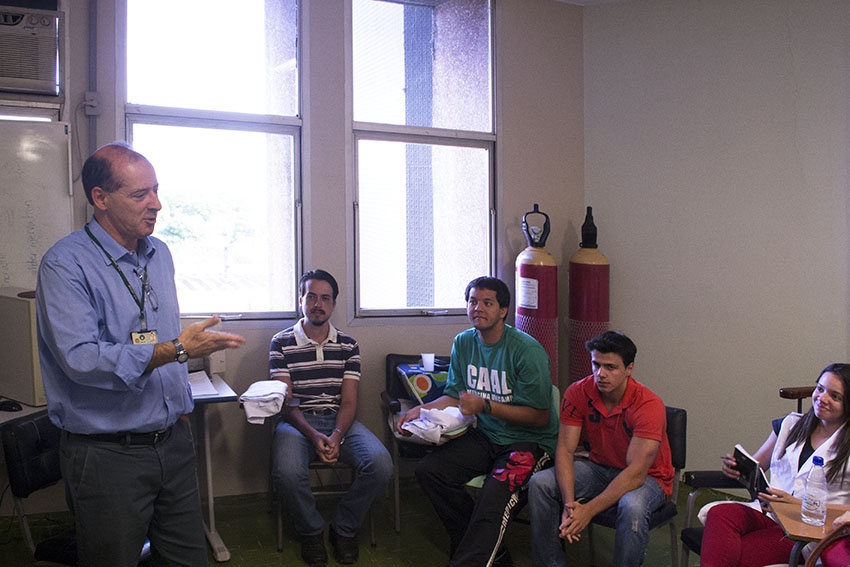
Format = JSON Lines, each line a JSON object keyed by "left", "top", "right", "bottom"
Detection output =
{"left": 583, "top": 0, "right": 850, "bottom": 470}
{"left": 0, "top": 0, "right": 584, "bottom": 515}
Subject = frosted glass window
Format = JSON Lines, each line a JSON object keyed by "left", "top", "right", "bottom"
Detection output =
{"left": 353, "top": 0, "right": 492, "bottom": 132}
{"left": 127, "top": 0, "right": 298, "bottom": 116}
{"left": 125, "top": 0, "right": 301, "bottom": 316}
{"left": 131, "top": 123, "right": 297, "bottom": 314}
{"left": 353, "top": 0, "right": 494, "bottom": 317}
{"left": 357, "top": 138, "right": 492, "bottom": 313}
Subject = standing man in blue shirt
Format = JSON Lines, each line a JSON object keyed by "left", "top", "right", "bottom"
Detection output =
{"left": 36, "top": 142, "right": 246, "bottom": 567}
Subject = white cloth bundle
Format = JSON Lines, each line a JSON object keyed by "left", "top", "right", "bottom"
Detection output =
{"left": 401, "top": 406, "right": 474, "bottom": 444}
{"left": 239, "top": 380, "right": 288, "bottom": 424}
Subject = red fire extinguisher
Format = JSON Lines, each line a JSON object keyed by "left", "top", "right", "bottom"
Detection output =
{"left": 568, "top": 206, "right": 609, "bottom": 383}
{"left": 515, "top": 204, "right": 558, "bottom": 386}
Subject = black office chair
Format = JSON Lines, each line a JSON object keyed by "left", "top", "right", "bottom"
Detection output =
{"left": 1, "top": 409, "right": 75, "bottom": 566}
{"left": 2, "top": 410, "right": 151, "bottom": 566}
{"left": 380, "top": 352, "right": 450, "bottom": 532}
{"left": 587, "top": 406, "right": 687, "bottom": 567}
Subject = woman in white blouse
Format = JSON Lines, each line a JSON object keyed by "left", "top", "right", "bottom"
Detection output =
{"left": 701, "top": 363, "right": 850, "bottom": 567}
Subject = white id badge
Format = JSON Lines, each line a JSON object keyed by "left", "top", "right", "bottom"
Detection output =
{"left": 131, "top": 330, "right": 158, "bottom": 344}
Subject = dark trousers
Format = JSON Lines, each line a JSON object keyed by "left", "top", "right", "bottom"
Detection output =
{"left": 60, "top": 417, "right": 207, "bottom": 567}
{"left": 415, "top": 427, "right": 550, "bottom": 567}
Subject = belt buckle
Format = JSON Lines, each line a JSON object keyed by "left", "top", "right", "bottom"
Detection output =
{"left": 151, "top": 428, "right": 168, "bottom": 444}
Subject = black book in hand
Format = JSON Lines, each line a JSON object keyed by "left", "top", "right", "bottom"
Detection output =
{"left": 733, "top": 444, "right": 771, "bottom": 500}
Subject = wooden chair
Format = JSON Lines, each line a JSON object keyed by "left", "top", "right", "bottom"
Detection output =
{"left": 779, "top": 386, "right": 815, "bottom": 413}
{"left": 805, "top": 523, "right": 850, "bottom": 567}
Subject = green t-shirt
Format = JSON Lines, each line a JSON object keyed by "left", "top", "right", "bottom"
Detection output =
{"left": 444, "top": 325, "right": 558, "bottom": 455}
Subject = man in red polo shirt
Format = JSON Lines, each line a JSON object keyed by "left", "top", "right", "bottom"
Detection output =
{"left": 528, "top": 330, "right": 673, "bottom": 567}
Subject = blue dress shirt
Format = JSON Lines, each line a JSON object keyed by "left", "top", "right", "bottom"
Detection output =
{"left": 36, "top": 218, "right": 193, "bottom": 434}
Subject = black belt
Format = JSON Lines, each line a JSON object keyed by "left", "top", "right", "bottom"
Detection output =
{"left": 68, "top": 425, "right": 174, "bottom": 445}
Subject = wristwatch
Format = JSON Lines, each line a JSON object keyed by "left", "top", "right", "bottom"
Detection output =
{"left": 171, "top": 339, "right": 189, "bottom": 363}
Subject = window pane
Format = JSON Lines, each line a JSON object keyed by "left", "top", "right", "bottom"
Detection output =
{"left": 353, "top": 0, "right": 492, "bottom": 132}
{"left": 357, "top": 138, "right": 491, "bottom": 311}
{"left": 131, "top": 123, "right": 297, "bottom": 314}
{"left": 127, "top": 0, "right": 298, "bottom": 116}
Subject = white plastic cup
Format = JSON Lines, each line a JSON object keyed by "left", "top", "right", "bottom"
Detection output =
{"left": 421, "top": 353, "right": 435, "bottom": 372}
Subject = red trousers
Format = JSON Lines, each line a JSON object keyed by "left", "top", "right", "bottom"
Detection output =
{"left": 700, "top": 502, "right": 795, "bottom": 567}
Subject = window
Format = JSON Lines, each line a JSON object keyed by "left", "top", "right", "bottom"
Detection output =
{"left": 353, "top": 0, "right": 494, "bottom": 317}
{"left": 125, "top": 0, "right": 299, "bottom": 317}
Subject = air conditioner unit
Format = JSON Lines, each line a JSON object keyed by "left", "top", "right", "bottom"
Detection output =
{"left": 0, "top": 8, "right": 63, "bottom": 96}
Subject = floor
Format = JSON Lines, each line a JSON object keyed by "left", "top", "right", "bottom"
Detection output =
{"left": 0, "top": 478, "right": 725, "bottom": 566}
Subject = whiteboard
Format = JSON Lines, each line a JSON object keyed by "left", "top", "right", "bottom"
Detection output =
{"left": 0, "top": 121, "right": 73, "bottom": 291}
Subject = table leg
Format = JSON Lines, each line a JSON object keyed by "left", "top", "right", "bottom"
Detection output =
{"left": 788, "top": 540, "right": 804, "bottom": 567}
{"left": 197, "top": 404, "right": 231, "bottom": 562}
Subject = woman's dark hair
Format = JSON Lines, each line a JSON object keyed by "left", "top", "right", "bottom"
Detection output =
{"left": 783, "top": 363, "right": 850, "bottom": 485}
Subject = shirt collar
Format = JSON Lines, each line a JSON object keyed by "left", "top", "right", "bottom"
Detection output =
{"left": 87, "top": 218, "right": 157, "bottom": 263}
{"left": 293, "top": 319, "right": 339, "bottom": 346}
{"left": 588, "top": 375, "right": 637, "bottom": 416}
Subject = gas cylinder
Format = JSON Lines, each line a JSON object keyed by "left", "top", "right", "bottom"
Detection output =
{"left": 515, "top": 204, "right": 558, "bottom": 385}
{"left": 568, "top": 206, "right": 610, "bottom": 383}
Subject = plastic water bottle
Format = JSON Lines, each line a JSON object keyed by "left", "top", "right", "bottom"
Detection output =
{"left": 801, "top": 455, "right": 828, "bottom": 526}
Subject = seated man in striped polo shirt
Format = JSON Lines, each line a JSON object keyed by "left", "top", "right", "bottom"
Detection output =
{"left": 269, "top": 269, "right": 392, "bottom": 567}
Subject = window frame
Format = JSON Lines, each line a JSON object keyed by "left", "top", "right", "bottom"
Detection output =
{"left": 350, "top": 0, "right": 497, "bottom": 319}
{"left": 121, "top": 0, "right": 303, "bottom": 320}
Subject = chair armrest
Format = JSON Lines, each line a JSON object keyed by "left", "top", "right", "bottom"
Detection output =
{"left": 681, "top": 470, "right": 743, "bottom": 529}
{"left": 779, "top": 386, "right": 815, "bottom": 400}
{"left": 683, "top": 470, "right": 741, "bottom": 490}
{"left": 380, "top": 391, "right": 401, "bottom": 414}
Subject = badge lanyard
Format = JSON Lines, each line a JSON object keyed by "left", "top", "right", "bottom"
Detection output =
{"left": 85, "top": 225, "right": 157, "bottom": 343}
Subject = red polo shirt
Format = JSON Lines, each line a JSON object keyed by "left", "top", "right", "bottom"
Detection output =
{"left": 561, "top": 375, "right": 674, "bottom": 496}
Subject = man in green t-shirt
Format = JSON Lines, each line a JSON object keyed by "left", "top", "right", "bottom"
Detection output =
{"left": 398, "top": 276, "right": 559, "bottom": 567}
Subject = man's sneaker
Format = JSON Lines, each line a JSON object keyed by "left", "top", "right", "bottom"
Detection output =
{"left": 329, "top": 525, "right": 359, "bottom": 564}
{"left": 300, "top": 532, "right": 328, "bottom": 567}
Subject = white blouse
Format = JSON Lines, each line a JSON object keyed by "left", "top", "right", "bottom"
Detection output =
{"left": 770, "top": 413, "right": 850, "bottom": 504}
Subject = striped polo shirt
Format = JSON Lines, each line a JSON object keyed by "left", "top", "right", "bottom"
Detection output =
{"left": 269, "top": 319, "right": 360, "bottom": 413}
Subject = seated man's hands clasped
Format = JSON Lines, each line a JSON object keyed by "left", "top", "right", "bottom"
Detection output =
{"left": 313, "top": 431, "right": 341, "bottom": 465}
{"left": 559, "top": 501, "right": 588, "bottom": 544}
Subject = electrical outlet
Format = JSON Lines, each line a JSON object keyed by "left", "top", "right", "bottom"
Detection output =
{"left": 84, "top": 91, "right": 101, "bottom": 115}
